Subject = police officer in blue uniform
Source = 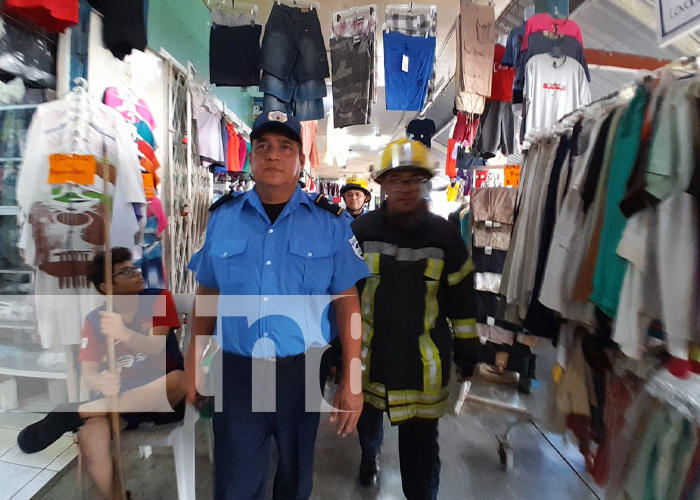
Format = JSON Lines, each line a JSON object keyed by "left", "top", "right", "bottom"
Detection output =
{"left": 185, "top": 111, "right": 369, "bottom": 500}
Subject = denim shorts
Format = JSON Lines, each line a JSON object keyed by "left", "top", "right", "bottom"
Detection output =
{"left": 259, "top": 3, "right": 329, "bottom": 82}
{"left": 259, "top": 72, "right": 326, "bottom": 103}
{"left": 263, "top": 93, "right": 324, "bottom": 122}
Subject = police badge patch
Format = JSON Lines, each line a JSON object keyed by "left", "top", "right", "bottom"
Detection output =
{"left": 349, "top": 235, "right": 363, "bottom": 259}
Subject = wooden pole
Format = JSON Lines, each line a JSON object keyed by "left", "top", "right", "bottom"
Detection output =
{"left": 102, "top": 147, "right": 127, "bottom": 500}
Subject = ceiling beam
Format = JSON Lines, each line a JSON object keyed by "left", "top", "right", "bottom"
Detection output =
{"left": 585, "top": 49, "right": 671, "bottom": 71}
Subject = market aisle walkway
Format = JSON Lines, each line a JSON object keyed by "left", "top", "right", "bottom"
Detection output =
{"left": 35, "top": 348, "right": 602, "bottom": 500}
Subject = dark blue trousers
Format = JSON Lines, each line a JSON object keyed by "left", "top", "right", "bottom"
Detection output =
{"left": 357, "top": 403, "right": 441, "bottom": 500}
{"left": 213, "top": 352, "right": 326, "bottom": 500}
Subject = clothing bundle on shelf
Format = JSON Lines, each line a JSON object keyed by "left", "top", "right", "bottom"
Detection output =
{"left": 260, "top": 1, "right": 328, "bottom": 121}
{"left": 383, "top": 4, "right": 437, "bottom": 111}
{"left": 473, "top": 43, "right": 516, "bottom": 158}
{"left": 208, "top": 2, "right": 262, "bottom": 87}
{"left": 469, "top": 184, "right": 537, "bottom": 384}
{"left": 330, "top": 5, "right": 378, "bottom": 128}
{"left": 17, "top": 81, "right": 146, "bottom": 348}
{"left": 455, "top": 0, "right": 495, "bottom": 115}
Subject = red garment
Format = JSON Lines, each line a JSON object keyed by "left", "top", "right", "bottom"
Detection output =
{"left": 452, "top": 112, "right": 479, "bottom": 143}
{"left": 79, "top": 290, "right": 181, "bottom": 380}
{"left": 522, "top": 14, "right": 584, "bottom": 52}
{"left": 491, "top": 45, "right": 515, "bottom": 102}
{"left": 238, "top": 134, "right": 247, "bottom": 171}
{"left": 137, "top": 141, "right": 161, "bottom": 185}
{"left": 4, "top": 0, "right": 78, "bottom": 33}
{"left": 226, "top": 123, "right": 241, "bottom": 172}
{"left": 445, "top": 139, "right": 458, "bottom": 178}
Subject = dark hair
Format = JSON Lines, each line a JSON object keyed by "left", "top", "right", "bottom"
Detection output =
{"left": 87, "top": 247, "right": 132, "bottom": 292}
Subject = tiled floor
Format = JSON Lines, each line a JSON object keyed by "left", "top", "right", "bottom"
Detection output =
{"left": 0, "top": 410, "right": 78, "bottom": 500}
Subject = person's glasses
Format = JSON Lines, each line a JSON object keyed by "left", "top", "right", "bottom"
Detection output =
{"left": 113, "top": 267, "right": 142, "bottom": 279}
{"left": 385, "top": 178, "right": 428, "bottom": 189}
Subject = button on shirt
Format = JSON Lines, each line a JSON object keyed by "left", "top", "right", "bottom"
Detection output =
{"left": 188, "top": 186, "right": 369, "bottom": 358}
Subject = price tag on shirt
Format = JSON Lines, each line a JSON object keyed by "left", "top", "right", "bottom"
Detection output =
{"left": 142, "top": 173, "right": 155, "bottom": 199}
{"left": 485, "top": 246, "right": 493, "bottom": 255}
{"left": 48, "top": 154, "right": 96, "bottom": 185}
{"left": 402, "top": 54, "right": 409, "bottom": 73}
{"left": 487, "top": 316, "right": 495, "bottom": 326}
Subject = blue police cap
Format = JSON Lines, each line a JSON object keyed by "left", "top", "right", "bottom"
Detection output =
{"left": 250, "top": 111, "right": 302, "bottom": 145}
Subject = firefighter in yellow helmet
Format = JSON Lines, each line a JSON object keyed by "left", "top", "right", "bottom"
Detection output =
{"left": 341, "top": 175, "right": 371, "bottom": 219}
{"left": 351, "top": 139, "right": 479, "bottom": 497}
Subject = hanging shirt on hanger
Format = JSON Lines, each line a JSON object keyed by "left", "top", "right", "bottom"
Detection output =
{"left": 87, "top": 0, "right": 148, "bottom": 60}
{"left": 501, "top": 24, "right": 526, "bottom": 93}
{"left": 522, "top": 13, "right": 584, "bottom": 51}
{"left": 524, "top": 54, "right": 591, "bottom": 134}
{"left": 407, "top": 118, "right": 437, "bottom": 148}
{"left": 17, "top": 97, "right": 146, "bottom": 348}
{"left": 491, "top": 44, "right": 516, "bottom": 102}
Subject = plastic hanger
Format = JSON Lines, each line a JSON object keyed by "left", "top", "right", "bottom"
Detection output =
{"left": 275, "top": 0, "right": 319, "bottom": 11}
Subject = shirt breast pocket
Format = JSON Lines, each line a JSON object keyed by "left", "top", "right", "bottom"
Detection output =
{"left": 210, "top": 239, "right": 248, "bottom": 285}
{"left": 288, "top": 239, "right": 333, "bottom": 292}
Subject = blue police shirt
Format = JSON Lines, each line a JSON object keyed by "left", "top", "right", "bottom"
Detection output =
{"left": 188, "top": 186, "right": 369, "bottom": 358}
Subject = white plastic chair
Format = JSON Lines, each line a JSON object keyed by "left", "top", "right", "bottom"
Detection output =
{"left": 119, "top": 292, "right": 199, "bottom": 500}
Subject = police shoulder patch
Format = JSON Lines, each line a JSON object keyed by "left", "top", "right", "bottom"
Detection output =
{"left": 314, "top": 194, "right": 344, "bottom": 216}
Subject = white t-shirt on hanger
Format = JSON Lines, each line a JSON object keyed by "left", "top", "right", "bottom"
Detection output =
{"left": 524, "top": 54, "right": 591, "bottom": 135}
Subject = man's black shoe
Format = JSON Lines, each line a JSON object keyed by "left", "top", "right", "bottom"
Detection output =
{"left": 359, "top": 456, "right": 380, "bottom": 487}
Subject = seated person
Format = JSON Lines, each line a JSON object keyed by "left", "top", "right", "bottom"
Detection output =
{"left": 18, "top": 247, "right": 186, "bottom": 500}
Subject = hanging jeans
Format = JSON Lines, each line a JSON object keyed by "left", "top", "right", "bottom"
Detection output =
{"left": 357, "top": 403, "right": 440, "bottom": 500}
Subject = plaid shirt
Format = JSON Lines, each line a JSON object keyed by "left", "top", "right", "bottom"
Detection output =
{"left": 332, "top": 11, "right": 378, "bottom": 38}
{"left": 384, "top": 11, "right": 437, "bottom": 37}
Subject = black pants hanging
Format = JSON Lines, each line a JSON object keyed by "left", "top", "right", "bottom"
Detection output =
{"left": 357, "top": 403, "right": 441, "bottom": 500}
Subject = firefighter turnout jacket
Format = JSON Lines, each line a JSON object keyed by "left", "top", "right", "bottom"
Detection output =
{"left": 352, "top": 205, "right": 480, "bottom": 424}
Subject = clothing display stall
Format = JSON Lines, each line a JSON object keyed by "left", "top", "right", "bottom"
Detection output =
{"left": 494, "top": 54, "right": 700, "bottom": 480}
{"left": 260, "top": 1, "right": 327, "bottom": 121}
{"left": 330, "top": 5, "right": 377, "bottom": 128}
{"left": 383, "top": 4, "right": 437, "bottom": 111}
